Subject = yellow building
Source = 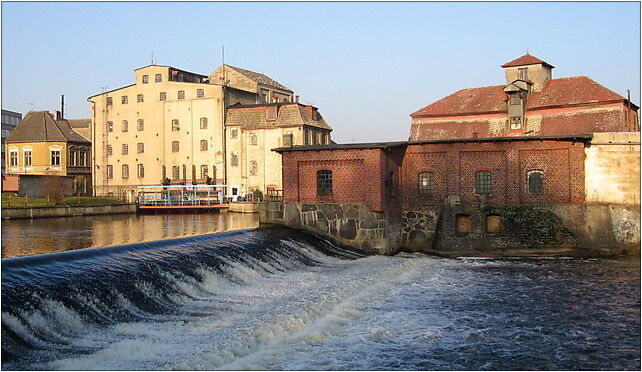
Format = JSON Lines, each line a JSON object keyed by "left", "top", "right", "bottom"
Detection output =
{"left": 225, "top": 102, "right": 332, "bottom": 199}
{"left": 5, "top": 110, "right": 92, "bottom": 196}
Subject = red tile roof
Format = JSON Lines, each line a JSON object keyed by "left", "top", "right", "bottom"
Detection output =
{"left": 501, "top": 53, "right": 554, "bottom": 68}
{"left": 411, "top": 76, "right": 630, "bottom": 118}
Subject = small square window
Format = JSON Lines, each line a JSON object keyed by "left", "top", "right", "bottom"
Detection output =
{"left": 172, "top": 119, "right": 180, "bottom": 131}
{"left": 106, "top": 97, "right": 113, "bottom": 105}
{"left": 142, "top": 75, "right": 149, "bottom": 84}
{"left": 155, "top": 74, "right": 162, "bottom": 82}
{"left": 121, "top": 96, "right": 128, "bottom": 104}
{"left": 137, "top": 94, "right": 144, "bottom": 103}
{"left": 160, "top": 92, "right": 167, "bottom": 101}
{"left": 172, "top": 141, "right": 179, "bottom": 152}
{"left": 197, "top": 89, "right": 204, "bottom": 98}
{"left": 230, "top": 128, "right": 238, "bottom": 139}
{"left": 200, "top": 117, "right": 208, "bottom": 129}
{"left": 177, "top": 90, "right": 185, "bottom": 99}
{"left": 200, "top": 140, "right": 208, "bottom": 151}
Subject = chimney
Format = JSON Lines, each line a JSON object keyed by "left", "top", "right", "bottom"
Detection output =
{"left": 295, "top": 95, "right": 300, "bottom": 104}
{"left": 61, "top": 95, "right": 64, "bottom": 120}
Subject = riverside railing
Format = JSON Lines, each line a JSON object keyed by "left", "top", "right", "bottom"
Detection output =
{"left": 137, "top": 185, "right": 227, "bottom": 207}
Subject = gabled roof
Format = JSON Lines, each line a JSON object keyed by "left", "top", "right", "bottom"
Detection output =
{"left": 68, "top": 118, "right": 91, "bottom": 129}
{"left": 501, "top": 53, "right": 555, "bottom": 68}
{"left": 224, "top": 65, "right": 292, "bottom": 92}
{"left": 226, "top": 103, "right": 331, "bottom": 130}
{"left": 411, "top": 76, "right": 635, "bottom": 118}
{"left": 6, "top": 111, "right": 90, "bottom": 143}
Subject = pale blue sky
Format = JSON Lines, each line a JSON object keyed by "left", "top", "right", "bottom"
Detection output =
{"left": 2, "top": 1, "right": 640, "bottom": 143}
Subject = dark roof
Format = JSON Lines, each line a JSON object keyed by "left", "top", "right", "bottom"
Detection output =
{"left": 411, "top": 76, "right": 634, "bottom": 118}
{"left": 225, "top": 65, "right": 292, "bottom": 92}
{"left": 6, "top": 111, "right": 90, "bottom": 143}
{"left": 88, "top": 84, "right": 136, "bottom": 99}
{"left": 226, "top": 103, "right": 331, "bottom": 131}
{"left": 68, "top": 119, "right": 91, "bottom": 129}
{"left": 273, "top": 134, "right": 593, "bottom": 153}
{"left": 501, "top": 53, "right": 555, "bottom": 68}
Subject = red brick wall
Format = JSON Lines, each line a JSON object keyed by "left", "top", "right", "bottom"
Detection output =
{"left": 281, "top": 148, "right": 387, "bottom": 211}
{"left": 401, "top": 140, "right": 586, "bottom": 207}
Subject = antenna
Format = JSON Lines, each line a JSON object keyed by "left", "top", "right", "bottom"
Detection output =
{"left": 526, "top": 47, "right": 529, "bottom": 54}
{"left": 151, "top": 51, "right": 155, "bottom": 65}
{"left": 26, "top": 102, "right": 34, "bottom": 112}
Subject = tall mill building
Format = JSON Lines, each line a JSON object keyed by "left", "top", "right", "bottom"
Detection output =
{"left": 88, "top": 64, "right": 331, "bottom": 200}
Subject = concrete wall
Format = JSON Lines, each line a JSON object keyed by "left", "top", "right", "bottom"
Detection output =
{"left": 2, "top": 203, "right": 136, "bottom": 220}
{"left": 585, "top": 132, "right": 640, "bottom": 205}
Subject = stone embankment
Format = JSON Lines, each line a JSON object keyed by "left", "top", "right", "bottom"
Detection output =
{"left": 260, "top": 200, "right": 640, "bottom": 257}
{"left": 2, "top": 204, "right": 136, "bottom": 220}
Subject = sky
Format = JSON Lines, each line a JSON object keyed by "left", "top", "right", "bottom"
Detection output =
{"left": 2, "top": 1, "right": 640, "bottom": 143}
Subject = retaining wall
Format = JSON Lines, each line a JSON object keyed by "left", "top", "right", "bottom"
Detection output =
{"left": 2, "top": 204, "right": 136, "bottom": 220}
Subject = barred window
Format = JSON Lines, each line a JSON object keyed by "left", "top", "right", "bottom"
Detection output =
{"left": 106, "top": 145, "right": 112, "bottom": 156}
{"left": 155, "top": 74, "right": 162, "bottom": 82}
{"left": 172, "top": 165, "right": 180, "bottom": 180}
{"left": 317, "top": 170, "right": 332, "bottom": 197}
{"left": 200, "top": 140, "right": 208, "bottom": 151}
{"left": 107, "top": 121, "right": 113, "bottom": 132}
{"left": 249, "top": 134, "right": 257, "bottom": 145}
{"left": 200, "top": 117, "right": 208, "bottom": 129}
{"left": 177, "top": 90, "right": 185, "bottom": 99}
{"left": 137, "top": 164, "right": 145, "bottom": 178}
{"left": 172, "top": 119, "right": 180, "bottom": 131}
{"left": 107, "top": 165, "right": 113, "bottom": 179}
{"left": 137, "top": 94, "right": 144, "bottom": 103}
{"left": 137, "top": 142, "right": 144, "bottom": 153}
{"left": 475, "top": 171, "right": 492, "bottom": 195}
{"left": 160, "top": 92, "right": 167, "bottom": 101}
{"left": 231, "top": 152, "right": 239, "bottom": 166}
{"left": 137, "top": 119, "right": 144, "bottom": 131}
{"left": 121, "top": 120, "right": 128, "bottom": 132}
{"left": 250, "top": 160, "right": 258, "bottom": 176}
{"left": 121, "top": 96, "right": 128, "bottom": 104}
{"left": 201, "top": 165, "right": 208, "bottom": 179}
{"left": 122, "top": 144, "right": 128, "bottom": 155}
{"left": 172, "top": 141, "right": 179, "bottom": 152}
{"left": 122, "top": 164, "right": 129, "bottom": 179}
{"left": 197, "top": 89, "right": 204, "bottom": 98}
{"left": 142, "top": 75, "right": 149, "bottom": 84}
{"left": 527, "top": 170, "right": 544, "bottom": 194}
{"left": 418, "top": 172, "right": 434, "bottom": 194}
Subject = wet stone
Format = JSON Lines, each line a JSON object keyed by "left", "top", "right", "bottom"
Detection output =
{"left": 340, "top": 219, "right": 357, "bottom": 240}
{"left": 302, "top": 204, "right": 318, "bottom": 212}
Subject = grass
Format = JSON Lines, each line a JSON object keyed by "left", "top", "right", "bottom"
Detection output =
{"left": 2, "top": 193, "right": 123, "bottom": 208}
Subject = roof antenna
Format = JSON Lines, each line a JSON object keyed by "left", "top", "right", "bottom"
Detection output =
{"left": 151, "top": 51, "right": 155, "bottom": 65}
{"left": 526, "top": 47, "right": 529, "bottom": 55}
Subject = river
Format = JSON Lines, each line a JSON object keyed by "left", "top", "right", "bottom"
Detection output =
{"left": 1, "top": 224, "right": 639, "bottom": 370}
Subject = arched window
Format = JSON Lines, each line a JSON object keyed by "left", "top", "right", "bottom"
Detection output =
{"left": 122, "top": 164, "right": 129, "bottom": 179}
{"left": 317, "top": 170, "right": 332, "bottom": 197}
{"left": 200, "top": 117, "right": 208, "bottom": 129}
{"left": 527, "top": 170, "right": 544, "bottom": 194}
{"left": 475, "top": 171, "right": 492, "bottom": 195}
{"left": 418, "top": 172, "right": 434, "bottom": 194}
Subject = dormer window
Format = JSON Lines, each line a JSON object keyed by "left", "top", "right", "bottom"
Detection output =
{"left": 518, "top": 68, "right": 528, "bottom": 80}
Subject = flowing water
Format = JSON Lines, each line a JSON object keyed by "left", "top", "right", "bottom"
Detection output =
{"left": 1, "top": 227, "right": 640, "bottom": 370}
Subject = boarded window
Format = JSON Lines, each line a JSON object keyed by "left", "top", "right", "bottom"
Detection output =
{"left": 317, "top": 170, "right": 332, "bottom": 197}
{"left": 418, "top": 172, "right": 434, "bottom": 194}
{"left": 475, "top": 171, "right": 492, "bottom": 194}
{"left": 527, "top": 170, "right": 544, "bottom": 194}
{"left": 486, "top": 214, "right": 501, "bottom": 233}
{"left": 456, "top": 214, "right": 471, "bottom": 235}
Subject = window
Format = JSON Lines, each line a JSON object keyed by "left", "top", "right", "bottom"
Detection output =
{"left": 160, "top": 92, "right": 167, "bottom": 101}
{"left": 137, "top": 119, "right": 144, "bottom": 131}
{"left": 304, "top": 129, "right": 310, "bottom": 145}
{"left": 230, "top": 128, "right": 238, "bottom": 139}
{"left": 107, "top": 165, "right": 113, "bottom": 179}
{"left": 250, "top": 160, "right": 258, "bottom": 176}
{"left": 106, "top": 97, "right": 113, "bottom": 105}
{"left": 155, "top": 73, "right": 162, "bottom": 83}
{"left": 172, "top": 141, "right": 179, "bottom": 152}
{"left": 137, "top": 164, "right": 144, "bottom": 178}
{"left": 24, "top": 151, "right": 32, "bottom": 166}
{"left": 121, "top": 96, "right": 128, "bottom": 104}
{"left": 283, "top": 132, "right": 294, "bottom": 147}
{"left": 172, "top": 165, "right": 180, "bottom": 180}
{"left": 510, "top": 116, "right": 522, "bottom": 130}
{"left": 518, "top": 68, "right": 528, "bottom": 80}
{"left": 486, "top": 215, "right": 501, "bottom": 233}
{"left": 322, "top": 132, "right": 328, "bottom": 145}
{"left": 142, "top": 75, "right": 149, "bottom": 84}
{"left": 197, "top": 89, "right": 204, "bottom": 98}
{"left": 418, "top": 172, "right": 434, "bottom": 194}
{"left": 475, "top": 171, "right": 492, "bottom": 195}
{"left": 79, "top": 151, "right": 86, "bottom": 166}
{"left": 231, "top": 152, "right": 239, "bottom": 166}
{"left": 249, "top": 134, "right": 257, "bottom": 145}
{"left": 200, "top": 140, "right": 208, "bottom": 151}
{"left": 137, "top": 142, "right": 144, "bottom": 153}
{"left": 201, "top": 165, "right": 208, "bottom": 179}
{"left": 121, "top": 120, "right": 128, "bottom": 132}
{"left": 172, "top": 119, "right": 180, "bottom": 131}
{"left": 313, "top": 130, "right": 319, "bottom": 145}
{"left": 69, "top": 151, "right": 77, "bottom": 166}
{"left": 122, "top": 164, "right": 129, "bottom": 179}
{"left": 317, "top": 170, "right": 332, "bottom": 197}
{"left": 106, "top": 145, "right": 112, "bottom": 156}
{"left": 137, "top": 94, "right": 144, "bottom": 103}
{"left": 122, "top": 144, "right": 128, "bottom": 155}
{"left": 177, "top": 90, "right": 185, "bottom": 99}
{"left": 107, "top": 121, "right": 113, "bottom": 132}
{"left": 51, "top": 150, "right": 61, "bottom": 166}
{"left": 527, "top": 170, "right": 544, "bottom": 194}
{"left": 200, "top": 117, "right": 208, "bottom": 129}
{"left": 9, "top": 151, "right": 17, "bottom": 166}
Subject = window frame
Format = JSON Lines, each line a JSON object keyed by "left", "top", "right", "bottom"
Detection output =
{"left": 137, "top": 164, "right": 145, "bottom": 178}
{"left": 50, "top": 150, "right": 61, "bottom": 166}
{"left": 177, "top": 90, "right": 185, "bottom": 99}
{"left": 137, "top": 142, "right": 144, "bottom": 154}
{"left": 23, "top": 151, "right": 32, "bottom": 167}
{"left": 172, "top": 119, "right": 180, "bottom": 131}
{"left": 142, "top": 75, "right": 149, "bottom": 84}
{"left": 137, "top": 119, "right": 144, "bottom": 131}
{"left": 317, "top": 170, "right": 333, "bottom": 197}
{"left": 197, "top": 89, "right": 204, "bottom": 98}
{"left": 9, "top": 151, "right": 18, "bottom": 167}
{"left": 475, "top": 170, "right": 493, "bottom": 195}
{"left": 418, "top": 171, "right": 434, "bottom": 195}
{"left": 172, "top": 141, "right": 180, "bottom": 153}
{"left": 527, "top": 170, "right": 545, "bottom": 195}
{"left": 107, "top": 165, "right": 113, "bottom": 179}
{"left": 155, "top": 74, "right": 162, "bottom": 83}
{"left": 137, "top": 94, "right": 144, "bottom": 103}
{"left": 160, "top": 92, "right": 167, "bottom": 101}
{"left": 200, "top": 117, "right": 208, "bottom": 129}
{"left": 122, "top": 164, "right": 129, "bottom": 179}
{"left": 200, "top": 140, "right": 208, "bottom": 151}
{"left": 121, "top": 120, "right": 128, "bottom": 132}
{"left": 122, "top": 143, "right": 128, "bottom": 155}
{"left": 121, "top": 96, "right": 128, "bottom": 104}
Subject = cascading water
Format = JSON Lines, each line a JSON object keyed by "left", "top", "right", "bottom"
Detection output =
{"left": 2, "top": 227, "right": 640, "bottom": 370}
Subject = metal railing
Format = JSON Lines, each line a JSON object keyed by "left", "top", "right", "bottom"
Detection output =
{"left": 137, "top": 185, "right": 228, "bottom": 206}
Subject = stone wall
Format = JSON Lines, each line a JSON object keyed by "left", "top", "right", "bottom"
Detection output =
{"left": 2, "top": 203, "right": 136, "bottom": 220}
